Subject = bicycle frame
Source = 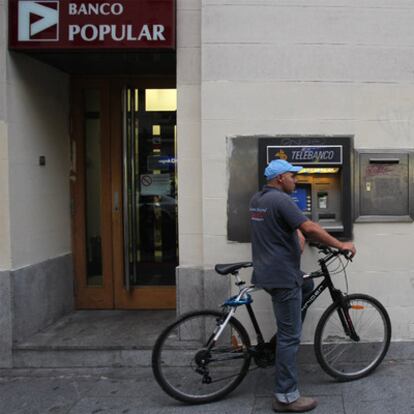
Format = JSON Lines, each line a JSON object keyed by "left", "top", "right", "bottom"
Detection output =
{"left": 210, "top": 251, "right": 359, "bottom": 350}
{"left": 302, "top": 256, "right": 342, "bottom": 314}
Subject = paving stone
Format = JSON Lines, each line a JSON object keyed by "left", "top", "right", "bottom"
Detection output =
{"left": 343, "top": 397, "right": 414, "bottom": 414}
{"left": 16, "top": 311, "right": 176, "bottom": 349}
{"left": 157, "top": 396, "right": 254, "bottom": 414}
{"left": 297, "top": 364, "right": 345, "bottom": 396}
{"left": 0, "top": 359, "right": 412, "bottom": 414}
{"left": 68, "top": 397, "right": 160, "bottom": 414}
{"left": 342, "top": 361, "right": 414, "bottom": 413}
{"left": 0, "top": 377, "right": 96, "bottom": 414}
{"left": 250, "top": 362, "right": 344, "bottom": 397}
{"left": 253, "top": 395, "right": 345, "bottom": 414}
{"left": 86, "top": 377, "right": 172, "bottom": 407}
{"left": 252, "top": 368, "right": 275, "bottom": 396}
{"left": 153, "top": 374, "right": 255, "bottom": 413}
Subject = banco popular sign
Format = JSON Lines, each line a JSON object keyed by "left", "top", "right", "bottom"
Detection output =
{"left": 9, "top": 0, "right": 175, "bottom": 49}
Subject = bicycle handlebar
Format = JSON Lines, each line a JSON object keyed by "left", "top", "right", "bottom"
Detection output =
{"left": 308, "top": 242, "right": 353, "bottom": 261}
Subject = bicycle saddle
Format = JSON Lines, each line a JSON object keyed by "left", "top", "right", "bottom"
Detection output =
{"left": 215, "top": 262, "right": 252, "bottom": 275}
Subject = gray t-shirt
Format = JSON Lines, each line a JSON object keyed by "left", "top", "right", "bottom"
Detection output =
{"left": 249, "top": 186, "right": 309, "bottom": 288}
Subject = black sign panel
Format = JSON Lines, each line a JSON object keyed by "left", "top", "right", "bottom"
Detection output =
{"left": 266, "top": 145, "right": 343, "bottom": 165}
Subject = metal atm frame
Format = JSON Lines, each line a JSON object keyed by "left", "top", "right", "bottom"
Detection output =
{"left": 258, "top": 136, "right": 353, "bottom": 240}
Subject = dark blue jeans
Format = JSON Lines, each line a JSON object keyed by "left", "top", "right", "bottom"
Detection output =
{"left": 267, "top": 279, "right": 314, "bottom": 403}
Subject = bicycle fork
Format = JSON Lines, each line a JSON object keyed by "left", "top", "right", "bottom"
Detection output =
{"left": 335, "top": 292, "right": 360, "bottom": 342}
{"left": 321, "top": 259, "right": 360, "bottom": 343}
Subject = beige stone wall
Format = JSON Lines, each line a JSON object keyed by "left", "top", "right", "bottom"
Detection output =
{"left": 0, "top": 0, "right": 12, "bottom": 367}
{"left": 197, "top": 0, "right": 414, "bottom": 341}
{"left": 0, "top": 0, "right": 11, "bottom": 271}
{"left": 6, "top": 53, "right": 70, "bottom": 269}
{"left": 0, "top": 0, "right": 70, "bottom": 271}
{"left": 0, "top": 121, "right": 11, "bottom": 271}
{"left": 177, "top": 0, "right": 203, "bottom": 266}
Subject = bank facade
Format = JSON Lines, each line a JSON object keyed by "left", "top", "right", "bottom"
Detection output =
{"left": 1, "top": 0, "right": 414, "bottom": 367}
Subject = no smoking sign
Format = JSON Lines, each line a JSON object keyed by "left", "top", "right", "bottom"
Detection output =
{"left": 141, "top": 175, "right": 153, "bottom": 186}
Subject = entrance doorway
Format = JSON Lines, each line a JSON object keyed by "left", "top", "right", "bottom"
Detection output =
{"left": 71, "top": 78, "right": 177, "bottom": 309}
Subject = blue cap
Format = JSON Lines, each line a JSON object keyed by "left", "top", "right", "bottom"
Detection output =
{"left": 264, "top": 159, "right": 303, "bottom": 181}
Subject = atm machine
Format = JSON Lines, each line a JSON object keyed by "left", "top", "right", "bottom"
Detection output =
{"left": 259, "top": 137, "right": 353, "bottom": 240}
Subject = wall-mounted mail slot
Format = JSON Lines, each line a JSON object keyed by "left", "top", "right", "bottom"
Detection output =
{"left": 355, "top": 150, "right": 414, "bottom": 222}
{"left": 369, "top": 158, "right": 400, "bottom": 164}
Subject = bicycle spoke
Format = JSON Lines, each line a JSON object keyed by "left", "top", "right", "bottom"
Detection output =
{"left": 323, "top": 341, "right": 348, "bottom": 359}
{"left": 326, "top": 343, "right": 352, "bottom": 366}
{"left": 209, "top": 354, "right": 247, "bottom": 362}
{"left": 316, "top": 295, "right": 391, "bottom": 380}
{"left": 152, "top": 310, "right": 251, "bottom": 403}
{"left": 327, "top": 319, "right": 344, "bottom": 333}
{"left": 208, "top": 372, "right": 246, "bottom": 384}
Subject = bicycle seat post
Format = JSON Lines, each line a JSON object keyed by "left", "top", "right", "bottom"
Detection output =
{"left": 233, "top": 271, "right": 245, "bottom": 289}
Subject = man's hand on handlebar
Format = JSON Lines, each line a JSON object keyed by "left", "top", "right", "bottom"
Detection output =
{"left": 309, "top": 241, "right": 356, "bottom": 260}
{"left": 340, "top": 242, "right": 356, "bottom": 258}
{"left": 299, "top": 221, "right": 356, "bottom": 259}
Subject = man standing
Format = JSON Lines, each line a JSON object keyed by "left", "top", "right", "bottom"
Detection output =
{"left": 249, "top": 159, "right": 356, "bottom": 413}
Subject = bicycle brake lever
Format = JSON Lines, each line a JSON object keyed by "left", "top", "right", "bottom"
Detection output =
{"left": 341, "top": 249, "right": 353, "bottom": 261}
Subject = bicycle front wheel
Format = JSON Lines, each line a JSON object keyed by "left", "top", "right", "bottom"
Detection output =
{"left": 314, "top": 294, "right": 391, "bottom": 381}
{"left": 152, "top": 309, "right": 251, "bottom": 404}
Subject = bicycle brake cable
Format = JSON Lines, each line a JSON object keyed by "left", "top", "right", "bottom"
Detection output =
{"left": 327, "top": 256, "right": 342, "bottom": 274}
{"left": 327, "top": 256, "right": 350, "bottom": 296}
{"left": 329, "top": 254, "right": 351, "bottom": 274}
{"left": 336, "top": 255, "right": 349, "bottom": 294}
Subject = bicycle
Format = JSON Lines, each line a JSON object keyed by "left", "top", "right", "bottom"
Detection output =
{"left": 152, "top": 244, "right": 391, "bottom": 404}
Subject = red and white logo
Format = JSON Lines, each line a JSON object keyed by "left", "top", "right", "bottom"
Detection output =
{"left": 18, "top": 1, "right": 59, "bottom": 41}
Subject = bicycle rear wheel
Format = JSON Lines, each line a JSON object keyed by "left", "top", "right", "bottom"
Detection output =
{"left": 152, "top": 309, "right": 251, "bottom": 404}
{"left": 314, "top": 294, "right": 391, "bottom": 381}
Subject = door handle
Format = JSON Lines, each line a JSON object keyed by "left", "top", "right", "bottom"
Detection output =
{"left": 114, "top": 191, "right": 119, "bottom": 212}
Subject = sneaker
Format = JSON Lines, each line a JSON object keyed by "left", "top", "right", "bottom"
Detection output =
{"left": 272, "top": 396, "right": 318, "bottom": 412}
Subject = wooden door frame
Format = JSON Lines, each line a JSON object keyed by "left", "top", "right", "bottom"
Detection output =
{"left": 71, "top": 76, "right": 177, "bottom": 310}
{"left": 71, "top": 78, "right": 114, "bottom": 309}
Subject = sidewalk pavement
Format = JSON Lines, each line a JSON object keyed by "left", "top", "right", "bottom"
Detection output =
{"left": 0, "top": 357, "right": 413, "bottom": 414}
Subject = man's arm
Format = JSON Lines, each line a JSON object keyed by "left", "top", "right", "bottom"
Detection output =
{"left": 299, "top": 220, "right": 356, "bottom": 256}
{"left": 297, "top": 229, "right": 306, "bottom": 253}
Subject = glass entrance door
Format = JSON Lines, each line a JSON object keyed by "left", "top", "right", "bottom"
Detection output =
{"left": 112, "top": 85, "right": 177, "bottom": 308}
{"left": 72, "top": 78, "right": 177, "bottom": 309}
{"left": 123, "top": 87, "right": 177, "bottom": 286}
{"left": 110, "top": 80, "right": 177, "bottom": 309}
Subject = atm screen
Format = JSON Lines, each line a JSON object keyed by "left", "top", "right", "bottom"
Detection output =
{"left": 291, "top": 184, "right": 311, "bottom": 214}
